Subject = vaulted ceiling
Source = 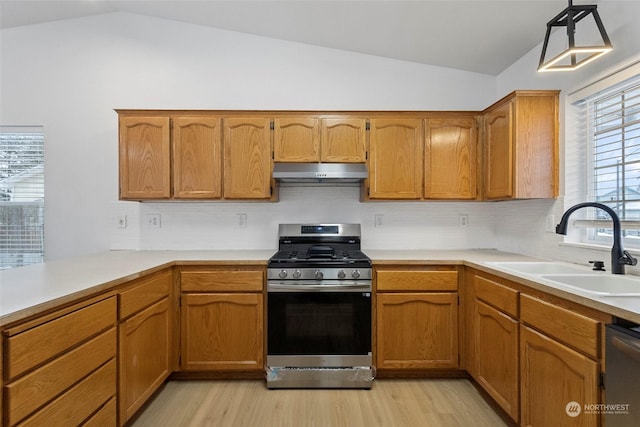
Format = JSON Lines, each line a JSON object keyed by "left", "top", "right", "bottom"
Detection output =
{"left": 0, "top": 1, "right": 574, "bottom": 75}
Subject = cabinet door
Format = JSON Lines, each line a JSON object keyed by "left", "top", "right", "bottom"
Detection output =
{"left": 119, "top": 116, "right": 171, "bottom": 199}
{"left": 172, "top": 116, "right": 222, "bottom": 199}
{"left": 376, "top": 292, "right": 458, "bottom": 369}
{"left": 484, "top": 101, "right": 513, "bottom": 199}
{"left": 520, "top": 325, "right": 599, "bottom": 427}
{"left": 321, "top": 118, "right": 367, "bottom": 162}
{"left": 273, "top": 117, "right": 320, "bottom": 162}
{"left": 425, "top": 117, "right": 477, "bottom": 199}
{"left": 474, "top": 300, "right": 519, "bottom": 422}
{"left": 368, "top": 118, "right": 423, "bottom": 199}
{"left": 223, "top": 118, "right": 272, "bottom": 199}
{"left": 119, "top": 298, "right": 171, "bottom": 423}
{"left": 181, "top": 293, "right": 264, "bottom": 370}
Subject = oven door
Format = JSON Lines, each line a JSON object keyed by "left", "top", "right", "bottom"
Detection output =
{"left": 267, "top": 282, "right": 371, "bottom": 363}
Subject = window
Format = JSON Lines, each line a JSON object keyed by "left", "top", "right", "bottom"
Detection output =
{"left": 0, "top": 127, "right": 44, "bottom": 269}
{"left": 576, "top": 74, "right": 640, "bottom": 246}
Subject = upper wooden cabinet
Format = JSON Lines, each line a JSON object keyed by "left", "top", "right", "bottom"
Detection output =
{"left": 483, "top": 90, "right": 559, "bottom": 200}
{"left": 172, "top": 117, "right": 222, "bottom": 199}
{"left": 321, "top": 117, "right": 367, "bottom": 162}
{"left": 273, "top": 116, "right": 367, "bottom": 163}
{"left": 118, "top": 112, "right": 274, "bottom": 201}
{"left": 425, "top": 115, "right": 478, "bottom": 199}
{"left": 119, "top": 117, "right": 171, "bottom": 199}
{"left": 223, "top": 117, "right": 273, "bottom": 199}
{"left": 368, "top": 118, "right": 423, "bottom": 199}
{"left": 273, "top": 117, "right": 320, "bottom": 162}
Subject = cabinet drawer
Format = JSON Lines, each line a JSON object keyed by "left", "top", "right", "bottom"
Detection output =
{"left": 520, "top": 294, "right": 600, "bottom": 359}
{"left": 376, "top": 270, "right": 458, "bottom": 291}
{"left": 181, "top": 269, "right": 264, "bottom": 292}
{"left": 5, "top": 328, "right": 116, "bottom": 426}
{"left": 5, "top": 297, "right": 116, "bottom": 380}
{"left": 17, "top": 359, "right": 116, "bottom": 427}
{"left": 119, "top": 269, "right": 172, "bottom": 319}
{"left": 474, "top": 275, "right": 518, "bottom": 317}
{"left": 83, "top": 397, "right": 117, "bottom": 427}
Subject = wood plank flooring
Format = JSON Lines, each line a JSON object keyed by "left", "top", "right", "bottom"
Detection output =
{"left": 131, "top": 379, "right": 508, "bottom": 427}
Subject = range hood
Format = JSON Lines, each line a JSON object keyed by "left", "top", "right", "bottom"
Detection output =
{"left": 272, "top": 163, "right": 368, "bottom": 185}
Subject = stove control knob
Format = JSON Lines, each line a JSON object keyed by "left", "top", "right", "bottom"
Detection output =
{"left": 351, "top": 270, "right": 361, "bottom": 279}
{"left": 278, "top": 269, "right": 288, "bottom": 279}
{"left": 314, "top": 270, "right": 324, "bottom": 280}
{"left": 292, "top": 269, "right": 302, "bottom": 279}
{"left": 337, "top": 270, "right": 346, "bottom": 279}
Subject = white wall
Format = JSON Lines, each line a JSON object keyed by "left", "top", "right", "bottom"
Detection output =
{"left": 495, "top": 0, "right": 640, "bottom": 272}
{"left": 1, "top": 12, "right": 498, "bottom": 259}
{"left": 4, "top": 4, "right": 640, "bottom": 263}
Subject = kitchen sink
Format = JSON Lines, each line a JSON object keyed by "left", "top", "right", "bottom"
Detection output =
{"left": 486, "top": 261, "right": 592, "bottom": 275}
{"left": 540, "top": 274, "right": 640, "bottom": 296}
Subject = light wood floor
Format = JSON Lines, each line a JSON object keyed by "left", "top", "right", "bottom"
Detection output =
{"left": 131, "top": 379, "right": 508, "bottom": 427}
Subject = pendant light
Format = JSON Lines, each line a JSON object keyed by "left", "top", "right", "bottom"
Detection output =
{"left": 538, "top": 0, "right": 612, "bottom": 72}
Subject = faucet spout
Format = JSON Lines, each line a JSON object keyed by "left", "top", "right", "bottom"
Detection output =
{"left": 556, "top": 202, "right": 637, "bottom": 274}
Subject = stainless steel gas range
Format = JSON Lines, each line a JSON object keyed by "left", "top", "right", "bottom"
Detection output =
{"left": 266, "top": 224, "right": 374, "bottom": 389}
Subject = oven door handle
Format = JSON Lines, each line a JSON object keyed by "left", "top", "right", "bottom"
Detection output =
{"left": 267, "top": 282, "right": 371, "bottom": 292}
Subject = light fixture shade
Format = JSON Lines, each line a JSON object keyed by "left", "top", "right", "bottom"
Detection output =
{"left": 538, "top": 1, "right": 612, "bottom": 72}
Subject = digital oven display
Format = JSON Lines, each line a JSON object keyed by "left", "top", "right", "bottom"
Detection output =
{"left": 301, "top": 225, "right": 339, "bottom": 234}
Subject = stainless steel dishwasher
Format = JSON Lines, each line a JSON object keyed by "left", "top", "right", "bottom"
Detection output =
{"left": 606, "top": 322, "right": 640, "bottom": 426}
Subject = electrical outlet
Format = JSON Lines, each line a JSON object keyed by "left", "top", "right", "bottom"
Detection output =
{"left": 237, "top": 213, "right": 247, "bottom": 229}
{"left": 459, "top": 214, "right": 469, "bottom": 228}
{"left": 145, "top": 214, "right": 161, "bottom": 228}
{"left": 374, "top": 214, "right": 384, "bottom": 228}
{"left": 117, "top": 215, "right": 127, "bottom": 229}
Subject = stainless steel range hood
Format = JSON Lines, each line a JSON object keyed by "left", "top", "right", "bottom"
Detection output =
{"left": 272, "top": 163, "right": 368, "bottom": 185}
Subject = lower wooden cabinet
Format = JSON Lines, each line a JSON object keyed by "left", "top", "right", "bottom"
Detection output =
{"left": 181, "top": 293, "right": 264, "bottom": 370}
{"left": 520, "top": 325, "right": 599, "bottom": 427}
{"left": 2, "top": 295, "right": 117, "bottom": 426}
{"left": 119, "top": 298, "right": 171, "bottom": 423}
{"left": 474, "top": 300, "right": 519, "bottom": 421}
{"left": 118, "top": 269, "right": 172, "bottom": 425}
{"left": 376, "top": 292, "right": 458, "bottom": 369}
{"left": 179, "top": 266, "right": 265, "bottom": 371}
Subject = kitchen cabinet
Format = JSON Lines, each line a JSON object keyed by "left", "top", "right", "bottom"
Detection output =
{"left": 320, "top": 117, "right": 367, "bottom": 162}
{"left": 223, "top": 117, "right": 273, "bottom": 199}
{"left": 425, "top": 115, "right": 478, "bottom": 199}
{"left": 368, "top": 118, "right": 423, "bottom": 199}
{"left": 471, "top": 274, "right": 519, "bottom": 422}
{"left": 179, "top": 267, "right": 264, "bottom": 371}
{"left": 118, "top": 269, "right": 172, "bottom": 425}
{"left": 2, "top": 294, "right": 117, "bottom": 426}
{"left": 273, "top": 117, "right": 320, "bottom": 162}
{"left": 483, "top": 90, "right": 559, "bottom": 200}
{"left": 520, "top": 294, "right": 602, "bottom": 427}
{"left": 118, "top": 112, "right": 274, "bottom": 200}
{"left": 273, "top": 116, "right": 367, "bottom": 163}
{"left": 375, "top": 267, "right": 459, "bottom": 370}
{"left": 119, "top": 116, "right": 171, "bottom": 199}
{"left": 172, "top": 116, "right": 222, "bottom": 199}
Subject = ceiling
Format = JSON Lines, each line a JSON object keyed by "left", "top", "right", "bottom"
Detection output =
{"left": 0, "top": 1, "right": 573, "bottom": 75}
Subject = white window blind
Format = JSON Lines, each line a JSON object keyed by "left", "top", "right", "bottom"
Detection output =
{"left": 575, "top": 74, "right": 640, "bottom": 245}
{"left": 0, "top": 126, "right": 44, "bottom": 269}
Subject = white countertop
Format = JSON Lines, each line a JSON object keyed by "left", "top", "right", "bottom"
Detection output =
{"left": 2, "top": 248, "right": 640, "bottom": 326}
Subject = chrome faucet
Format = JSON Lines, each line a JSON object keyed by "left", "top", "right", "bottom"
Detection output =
{"left": 556, "top": 202, "right": 637, "bottom": 274}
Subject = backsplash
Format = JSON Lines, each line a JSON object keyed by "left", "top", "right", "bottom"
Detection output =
{"left": 111, "top": 186, "right": 497, "bottom": 251}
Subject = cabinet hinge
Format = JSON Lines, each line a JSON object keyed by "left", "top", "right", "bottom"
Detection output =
{"left": 270, "top": 120, "right": 274, "bottom": 130}
{"left": 457, "top": 295, "right": 460, "bottom": 305}
{"left": 600, "top": 372, "right": 606, "bottom": 389}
